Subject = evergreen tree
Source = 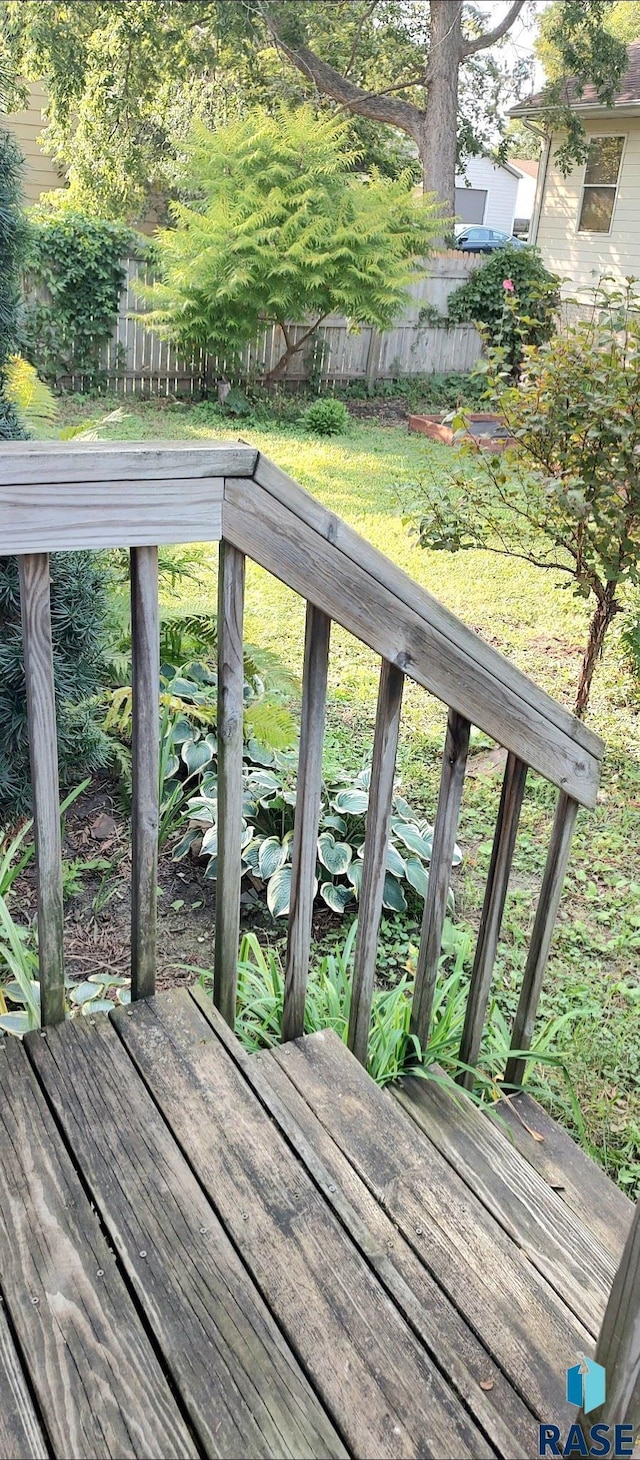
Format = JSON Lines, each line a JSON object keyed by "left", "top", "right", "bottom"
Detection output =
{"left": 0, "top": 127, "right": 109, "bottom": 822}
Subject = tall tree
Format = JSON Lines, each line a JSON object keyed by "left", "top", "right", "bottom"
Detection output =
{"left": 0, "top": 1, "right": 628, "bottom": 220}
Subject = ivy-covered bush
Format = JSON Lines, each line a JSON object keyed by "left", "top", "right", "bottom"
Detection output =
{"left": 303, "top": 398, "right": 350, "bottom": 436}
{"left": 447, "top": 245, "right": 559, "bottom": 376}
{"left": 23, "top": 208, "right": 135, "bottom": 387}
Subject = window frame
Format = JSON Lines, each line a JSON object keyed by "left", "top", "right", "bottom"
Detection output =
{"left": 576, "top": 133, "right": 626, "bottom": 237}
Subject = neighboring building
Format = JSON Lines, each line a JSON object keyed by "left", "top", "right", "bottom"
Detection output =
{"left": 1, "top": 81, "right": 65, "bottom": 204}
{"left": 511, "top": 41, "right": 640, "bottom": 291}
{"left": 510, "top": 159, "right": 539, "bottom": 235}
{"left": 454, "top": 155, "right": 521, "bottom": 233}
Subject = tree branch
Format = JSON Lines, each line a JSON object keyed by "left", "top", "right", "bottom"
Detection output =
{"left": 460, "top": 0, "right": 526, "bottom": 59}
{"left": 262, "top": 10, "right": 423, "bottom": 139}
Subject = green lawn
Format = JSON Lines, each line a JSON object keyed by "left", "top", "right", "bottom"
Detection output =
{"left": 62, "top": 396, "right": 640, "bottom": 1189}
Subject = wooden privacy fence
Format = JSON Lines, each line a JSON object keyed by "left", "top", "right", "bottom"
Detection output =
{"left": 51, "top": 251, "right": 483, "bottom": 396}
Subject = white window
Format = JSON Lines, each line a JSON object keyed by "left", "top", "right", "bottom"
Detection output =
{"left": 578, "top": 136, "right": 625, "bottom": 233}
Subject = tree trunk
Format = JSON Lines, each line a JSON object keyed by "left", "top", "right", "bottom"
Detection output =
{"left": 575, "top": 583, "right": 619, "bottom": 718}
{"left": 421, "top": 0, "right": 463, "bottom": 219}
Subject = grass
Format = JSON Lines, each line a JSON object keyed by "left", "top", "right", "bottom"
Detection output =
{"left": 58, "top": 394, "right": 640, "bottom": 1191}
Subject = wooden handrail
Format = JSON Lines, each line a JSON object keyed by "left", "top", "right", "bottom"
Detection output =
{"left": 1, "top": 440, "right": 601, "bottom": 1099}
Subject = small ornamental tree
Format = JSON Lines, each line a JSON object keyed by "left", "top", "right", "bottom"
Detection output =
{"left": 0, "top": 129, "right": 109, "bottom": 821}
{"left": 412, "top": 283, "right": 640, "bottom": 717}
{"left": 140, "top": 106, "right": 444, "bottom": 379}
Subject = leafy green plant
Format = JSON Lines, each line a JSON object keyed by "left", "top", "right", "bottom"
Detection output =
{"left": 447, "top": 245, "right": 559, "bottom": 377}
{"left": 411, "top": 279, "right": 640, "bottom": 715}
{"left": 179, "top": 762, "right": 461, "bottom": 920}
{"left": 23, "top": 206, "right": 135, "bottom": 387}
{"left": 138, "top": 105, "right": 444, "bottom": 379}
{"left": 302, "top": 398, "right": 350, "bottom": 437}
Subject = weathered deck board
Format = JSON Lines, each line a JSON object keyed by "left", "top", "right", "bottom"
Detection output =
{"left": 267, "top": 1028, "right": 592, "bottom": 1425}
{"left": 393, "top": 1072, "right": 615, "bottom": 1332}
{"left": 0, "top": 1038, "right": 195, "bottom": 1460}
{"left": 113, "top": 991, "right": 493, "bottom": 1460}
{"left": 493, "top": 1089, "right": 633, "bottom": 1261}
{"left": 26, "top": 1016, "right": 344, "bottom": 1460}
{"left": 0, "top": 1300, "right": 48, "bottom": 1460}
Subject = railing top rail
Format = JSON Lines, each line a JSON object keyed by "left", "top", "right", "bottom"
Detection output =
{"left": 0, "top": 440, "right": 603, "bottom": 806}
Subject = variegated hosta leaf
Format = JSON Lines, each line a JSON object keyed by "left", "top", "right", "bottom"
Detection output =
{"left": 242, "top": 839, "right": 261, "bottom": 872}
{"left": 346, "top": 859, "right": 365, "bottom": 895}
{"left": 391, "top": 818, "right": 432, "bottom": 860}
{"left": 186, "top": 795, "right": 216, "bottom": 825}
{"left": 321, "top": 882, "right": 354, "bottom": 914}
{"left": 163, "top": 753, "right": 180, "bottom": 780}
{"left": 451, "top": 842, "right": 463, "bottom": 868}
{"left": 386, "top": 843, "right": 406, "bottom": 879}
{"left": 245, "top": 738, "right": 275, "bottom": 767}
{"left": 204, "top": 856, "right": 218, "bottom": 880}
{"left": 382, "top": 874, "right": 407, "bottom": 913}
{"left": 258, "top": 835, "right": 288, "bottom": 879}
{"left": 405, "top": 856, "right": 428, "bottom": 898}
{"left": 333, "top": 787, "right": 369, "bottom": 815}
{"left": 201, "top": 825, "right": 218, "bottom": 857}
{"left": 172, "top": 827, "right": 201, "bottom": 861}
{"left": 80, "top": 999, "right": 113, "bottom": 1016}
{"left": 356, "top": 767, "right": 372, "bottom": 789}
{"left": 182, "top": 737, "right": 214, "bottom": 775}
{"left": 393, "top": 793, "right": 419, "bottom": 823}
{"left": 71, "top": 981, "right": 103, "bottom": 1005}
{"left": 267, "top": 865, "right": 292, "bottom": 917}
{"left": 0, "top": 1011, "right": 31, "bottom": 1036}
{"left": 322, "top": 813, "right": 347, "bottom": 835}
{"left": 169, "top": 717, "right": 195, "bottom": 745}
{"left": 317, "top": 831, "right": 352, "bottom": 876}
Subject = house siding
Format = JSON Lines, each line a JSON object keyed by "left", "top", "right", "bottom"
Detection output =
{"left": 2, "top": 82, "right": 65, "bottom": 204}
{"left": 535, "top": 116, "right": 640, "bottom": 291}
{"left": 454, "top": 157, "right": 519, "bottom": 233}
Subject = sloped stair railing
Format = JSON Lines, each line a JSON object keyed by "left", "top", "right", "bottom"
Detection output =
{"left": 4, "top": 438, "right": 638, "bottom": 1430}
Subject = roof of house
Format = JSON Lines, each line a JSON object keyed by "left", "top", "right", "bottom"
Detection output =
{"left": 511, "top": 38, "right": 640, "bottom": 117}
{"left": 510, "top": 158, "right": 539, "bottom": 179}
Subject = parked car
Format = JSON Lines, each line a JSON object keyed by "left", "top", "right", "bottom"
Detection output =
{"left": 454, "top": 225, "right": 527, "bottom": 253}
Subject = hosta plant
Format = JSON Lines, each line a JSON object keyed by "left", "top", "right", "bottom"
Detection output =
{"left": 176, "top": 762, "right": 461, "bottom": 919}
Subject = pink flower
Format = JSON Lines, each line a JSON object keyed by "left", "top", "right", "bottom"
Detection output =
{"left": 502, "top": 278, "right": 515, "bottom": 292}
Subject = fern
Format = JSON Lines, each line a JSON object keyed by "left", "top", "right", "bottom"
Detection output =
{"left": 4, "top": 355, "right": 56, "bottom": 429}
{"left": 244, "top": 699, "right": 297, "bottom": 752}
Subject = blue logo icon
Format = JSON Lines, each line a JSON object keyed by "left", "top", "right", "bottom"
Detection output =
{"left": 566, "top": 1357, "right": 606, "bottom": 1415}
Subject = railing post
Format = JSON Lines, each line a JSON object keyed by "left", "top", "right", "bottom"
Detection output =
{"left": 348, "top": 659, "right": 404, "bottom": 1066}
{"left": 282, "top": 605, "right": 331, "bottom": 1043}
{"left": 457, "top": 752, "right": 527, "bottom": 1090}
{"left": 580, "top": 1196, "right": 640, "bottom": 1431}
{"left": 411, "top": 709, "right": 470, "bottom": 1051}
{"left": 130, "top": 546, "right": 160, "bottom": 1001}
{"left": 18, "top": 553, "right": 65, "bottom": 1027}
{"left": 505, "top": 790, "right": 578, "bottom": 1089}
{"left": 214, "top": 540, "right": 245, "bottom": 1029}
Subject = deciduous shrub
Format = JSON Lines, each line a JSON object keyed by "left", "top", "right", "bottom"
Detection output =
{"left": 447, "top": 245, "right": 559, "bottom": 376}
{"left": 303, "top": 398, "right": 350, "bottom": 436}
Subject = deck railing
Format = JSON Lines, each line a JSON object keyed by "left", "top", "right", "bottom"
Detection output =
{"left": 1, "top": 440, "right": 604, "bottom": 1075}
{"left": 2, "top": 439, "right": 637, "bottom": 1439}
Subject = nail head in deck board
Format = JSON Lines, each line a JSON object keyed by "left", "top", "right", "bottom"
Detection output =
{"left": 283, "top": 605, "right": 331, "bottom": 1042}
{"left": 113, "top": 990, "right": 493, "bottom": 1460}
{"left": 268, "top": 1027, "right": 593, "bottom": 1425}
{"left": 222, "top": 478, "right": 600, "bottom": 807}
{"left": 457, "top": 753, "right": 527, "bottom": 1089}
{"left": 393, "top": 1074, "right": 614, "bottom": 1334}
{"left": 411, "top": 709, "right": 470, "bottom": 1050}
{"left": 591, "top": 1195, "right": 640, "bottom": 1429}
{"left": 505, "top": 791, "right": 579, "bottom": 1090}
{"left": 0, "top": 1301, "right": 48, "bottom": 1460}
{"left": 28, "top": 1014, "right": 343, "bottom": 1460}
{"left": 214, "top": 541, "right": 246, "bottom": 1028}
{"left": 18, "top": 553, "right": 65, "bottom": 1027}
{"left": 250, "top": 455, "right": 603, "bottom": 770}
{"left": 0, "top": 1038, "right": 196, "bottom": 1460}
{"left": 493, "top": 1091, "right": 633, "bottom": 1262}
{"left": 348, "top": 659, "right": 404, "bottom": 1065}
{"left": 130, "top": 547, "right": 160, "bottom": 1001}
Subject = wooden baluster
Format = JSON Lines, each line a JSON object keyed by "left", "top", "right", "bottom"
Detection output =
{"left": 130, "top": 546, "right": 160, "bottom": 1001}
{"left": 19, "top": 554, "right": 65, "bottom": 1027}
{"left": 457, "top": 751, "right": 527, "bottom": 1090}
{"left": 214, "top": 541, "right": 245, "bottom": 1028}
{"left": 582, "top": 1197, "right": 640, "bottom": 1430}
{"left": 348, "top": 660, "right": 404, "bottom": 1066}
{"left": 282, "top": 605, "right": 331, "bottom": 1043}
{"left": 411, "top": 709, "right": 470, "bottom": 1052}
{"left": 505, "top": 789, "right": 578, "bottom": 1089}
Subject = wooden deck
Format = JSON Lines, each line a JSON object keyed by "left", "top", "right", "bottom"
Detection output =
{"left": 0, "top": 988, "right": 631, "bottom": 1460}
